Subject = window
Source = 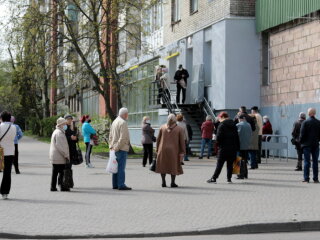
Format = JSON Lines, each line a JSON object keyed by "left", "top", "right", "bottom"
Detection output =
{"left": 172, "top": 0, "right": 181, "bottom": 23}
{"left": 190, "top": 0, "right": 198, "bottom": 14}
{"left": 262, "top": 32, "right": 270, "bottom": 86}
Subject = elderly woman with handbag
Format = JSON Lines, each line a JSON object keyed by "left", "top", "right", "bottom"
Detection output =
{"left": 156, "top": 114, "right": 186, "bottom": 188}
{"left": 49, "top": 117, "right": 70, "bottom": 192}
{"left": 141, "top": 116, "right": 155, "bottom": 167}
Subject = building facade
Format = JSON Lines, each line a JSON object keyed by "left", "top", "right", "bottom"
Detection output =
{"left": 257, "top": 0, "right": 320, "bottom": 157}
{"left": 120, "top": 0, "right": 260, "bottom": 146}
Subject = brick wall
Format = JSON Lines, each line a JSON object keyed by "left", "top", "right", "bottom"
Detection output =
{"left": 261, "top": 20, "right": 320, "bottom": 107}
{"left": 163, "top": 0, "right": 256, "bottom": 46}
{"left": 163, "top": 0, "right": 230, "bottom": 45}
{"left": 230, "top": 0, "right": 255, "bottom": 16}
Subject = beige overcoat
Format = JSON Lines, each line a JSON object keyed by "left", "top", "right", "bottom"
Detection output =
{"left": 156, "top": 124, "right": 186, "bottom": 175}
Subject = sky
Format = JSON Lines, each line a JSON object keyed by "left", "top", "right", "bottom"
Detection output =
{"left": 0, "top": 1, "right": 11, "bottom": 60}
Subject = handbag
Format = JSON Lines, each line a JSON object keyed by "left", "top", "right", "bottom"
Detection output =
{"left": 72, "top": 143, "right": 84, "bottom": 165}
{"left": 150, "top": 155, "right": 157, "bottom": 172}
{"left": 106, "top": 150, "right": 118, "bottom": 174}
{"left": 291, "top": 138, "right": 297, "bottom": 145}
{"left": 232, "top": 156, "right": 241, "bottom": 175}
{"left": 62, "top": 162, "right": 74, "bottom": 189}
{"left": 90, "top": 134, "right": 99, "bottom": 146}
{"left": 0, "top": 124, "right": 12, "bottom": 171}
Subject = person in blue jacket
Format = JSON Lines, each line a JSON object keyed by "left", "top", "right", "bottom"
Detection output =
{"left": 10, "top": 116, "right": 23, "bottom": 174}
{"left": 81, "top": 115, "right": 96, "bottom": 168}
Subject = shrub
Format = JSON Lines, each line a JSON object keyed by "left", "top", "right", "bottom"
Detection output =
{"left": 41, "top": 116, "right": 59, "bottom": 137}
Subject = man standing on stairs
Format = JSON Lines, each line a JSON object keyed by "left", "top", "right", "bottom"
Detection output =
{"left": 174, "top": 64, "right": 189, "bottom": 104}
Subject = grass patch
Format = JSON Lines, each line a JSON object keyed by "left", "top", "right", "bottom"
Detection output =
{"left": 25, "top": 131, "right": 144, "bottom": 158}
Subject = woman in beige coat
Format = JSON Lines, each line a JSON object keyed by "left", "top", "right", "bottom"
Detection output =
{"left": 156, "top": 114, "right": 186, "bottom": 188}
{"left": 49, "top": 117, "right": 70, "bottom": 192}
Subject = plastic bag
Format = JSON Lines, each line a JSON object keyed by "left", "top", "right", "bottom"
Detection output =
{"left": 106, "top": 150, "right": 118, "bottom": 174}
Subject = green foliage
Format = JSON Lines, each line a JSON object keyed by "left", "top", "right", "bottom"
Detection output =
{"left": 41, "top": 116, "right": 59, "bottom": 138}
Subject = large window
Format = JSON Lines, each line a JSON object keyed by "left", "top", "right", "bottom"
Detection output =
{"left": 190, "top": 0, "right": 198, "bottom": 14}
{"left": 172, "top": 0, "right": 181, "bottom": 23}
{"left": 121, "top": 60, "right": 159, "bottom": 127}
{"left": 143, "top": 1, "right": 163, "bottom": 35}
{"left": 82, "top": 91, "right": 99, "bottom": 117}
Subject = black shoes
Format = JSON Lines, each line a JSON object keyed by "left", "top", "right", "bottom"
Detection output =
{"left": 50, "top": 188, "right": 58, "bottom": 192}
{"left": 198, "top": 157, "right": 203, "bottom": 159}
{"left": 162, "top": 183, "right": 167, "bottom": 188}
{"left": 119, "top": 186, "right": 132, "bottom": 191}
{"left": 61, "top": 188, "right": 70, "bottom": 192}
{"left": 207, "top": 178, "right": 217, "bottom": 184}
{"left": 184, "top": 159, "right": 190, "bottom": 161}
{"left": 181, "top": 162, "right": 184, "bottom": 165}
{"left": 302, "top": 180, "right": 309, "bottom": 183}
{"left": 314, "top": 180, "right": 319, "bottom": 183}
{"left": 171, "top": 183, "right": 178, "bottom": 188}
{"left": 207, "top": 156, "right": 210, "bottom": 159}
{"left": 227, "top": 179, "right": 233, "bottom": 184}
{"left": 295, "top": 167, "right": 302, "bottom": 171}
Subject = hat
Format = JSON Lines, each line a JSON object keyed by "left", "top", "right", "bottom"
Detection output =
{"left": 299, "top": 112, "right": 306, "bottom": 119}
{"left": 178, "top": 64, "right": 183, "bottom": 69}
{"left": 56, "top": 117, "right": 67, "bottom": 127}
{"left": 263, "top": 115, "right": 269, "bottom": 120}
{"left": 64, "top": 114, "right": 73, "bottom": 120}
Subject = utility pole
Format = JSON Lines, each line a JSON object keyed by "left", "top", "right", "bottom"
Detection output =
{"left": 50, "top": 0, "right": 58, "bottom": 116}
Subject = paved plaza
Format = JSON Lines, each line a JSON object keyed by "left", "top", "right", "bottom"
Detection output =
{"left": 0, "top": 137, "right": 320, "bottom": 239}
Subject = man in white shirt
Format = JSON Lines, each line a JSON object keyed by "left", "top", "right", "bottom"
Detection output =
{"left": 0, "top": 111, "right": 17, "bottom": 200}
{"left": 251, "top": 106, "right": 263, "bottom": 164}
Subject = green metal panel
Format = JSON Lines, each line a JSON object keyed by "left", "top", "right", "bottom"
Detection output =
{"left": 256, "top": 0, "right": 320, "bottom": 32}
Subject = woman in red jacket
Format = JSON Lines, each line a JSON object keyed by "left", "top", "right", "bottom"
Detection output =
{"left": 262, "top": 116, "right": 273, "bottom": 158}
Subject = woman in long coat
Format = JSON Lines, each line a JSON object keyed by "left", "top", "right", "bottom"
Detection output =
{"left": 156, "top": 114, "right": 186, "bottom": 188}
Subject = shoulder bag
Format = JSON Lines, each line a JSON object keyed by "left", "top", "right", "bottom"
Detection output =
{"left": 0, "top": 124, "right": 12, "bottom": 171}
{"left": 72, "top": 142, "right": 84, "bottom": 165}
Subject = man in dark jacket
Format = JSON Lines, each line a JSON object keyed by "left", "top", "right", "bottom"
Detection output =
{"left": 234, "top": 106, "right": 256, "bottom": 132}
{"left": 292, "top": 112, "right": 306, "bottom": 171}
{"left": 207, "top": 112, "right": 240, "bottom": 184}
{"left": 299, "top": 108, "right": 320, "bottom": 183}
{"left": 174, "top": 64, "right": 189, "bottom": 104}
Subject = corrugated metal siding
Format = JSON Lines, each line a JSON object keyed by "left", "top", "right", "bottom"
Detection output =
{"left": 256, "top": 0, "right": 320, "bottom": 32}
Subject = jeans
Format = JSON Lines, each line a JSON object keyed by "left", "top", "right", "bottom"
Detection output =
{"left": 249, "top": 150, "right": 258, "bottom": 168}
{"left": 0, "top": 156, "right": 14, "bottom": 195}
{"left": 176, "top": 84, "right": 186, "bottom": 104}
{"left": 303, "top": 146, "right": 319, "bottom": 181}
{"left": 200, "top": 138, "right": 212, "bottom": 157}
{"left": 142, "top": 144, "right": 153, "bottom": 166}
{"left": 85, "top": 142, "right": 92, "bottom": 165}
{"left": 14, "top": 144, "right": 20, "bottom": 173}
{"left": 113, "top": 150, "right": 128, "bottom": 189}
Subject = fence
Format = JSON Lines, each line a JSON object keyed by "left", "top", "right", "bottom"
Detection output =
{"left": 261, "top": 135, "right": 289, "bottom": 163}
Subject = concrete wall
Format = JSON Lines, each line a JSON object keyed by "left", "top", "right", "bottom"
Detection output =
{"left": 225, "top": 19, "right": 260, "bottom": 109}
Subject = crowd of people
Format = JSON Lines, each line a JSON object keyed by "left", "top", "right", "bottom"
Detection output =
{"left": 1, "top": 103, "right": 319, "bottom": 199}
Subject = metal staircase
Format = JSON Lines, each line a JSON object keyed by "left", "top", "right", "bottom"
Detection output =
{"left": 150, "top": 80, "right": 216, "bottom": 155}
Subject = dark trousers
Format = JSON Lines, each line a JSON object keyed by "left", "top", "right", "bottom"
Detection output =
{"left": 296, "top": 144, "right": 303, "bottom": 168}
{"left": 13, "top": 144, "right": 19, "bottom": 173}
{"left": 51, "top": 164, "right": 65, "bottom": 189}
{"left": 303, "top": 146, "right": 319, "bottom": 181}
{"left": 212, "top": 152, "right": 235, "bottom": 180}
{"left": 257, "top": 136, "right": 262, "bottom": 163}
{"left": 85, "top": 142, "right": 92, "bottom": 165}
{"left": 0, "top": 156, "right": 14, "bottom": 195}
{"left": 143, "top": 144, "right": 153, "bottom": 166}
{"left": 176, "top": 84, "right": 186, "bottom": 104}
{"left": 238, "top": 150, "right": 248, "bottom": 178}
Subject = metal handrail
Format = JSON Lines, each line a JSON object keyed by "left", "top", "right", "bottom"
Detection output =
{"left": 163, "top": 79, "right": 180, "bottom": 112}
{"left": 203, "top": 97, "right": 215, "bottom": 120}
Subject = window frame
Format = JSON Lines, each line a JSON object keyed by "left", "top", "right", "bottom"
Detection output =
{"left": 171, "top": 0, "right": 181, "bottom": 24}
{"left": 190, "top": 0, "right": 199, "bottom": 15}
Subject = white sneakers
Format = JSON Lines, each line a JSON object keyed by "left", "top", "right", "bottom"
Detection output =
{"left": 2, "top": 194, "right": 8, "bottom": 200}
{"left": 86, "top": 163, "right": 94, "bottom": 168}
